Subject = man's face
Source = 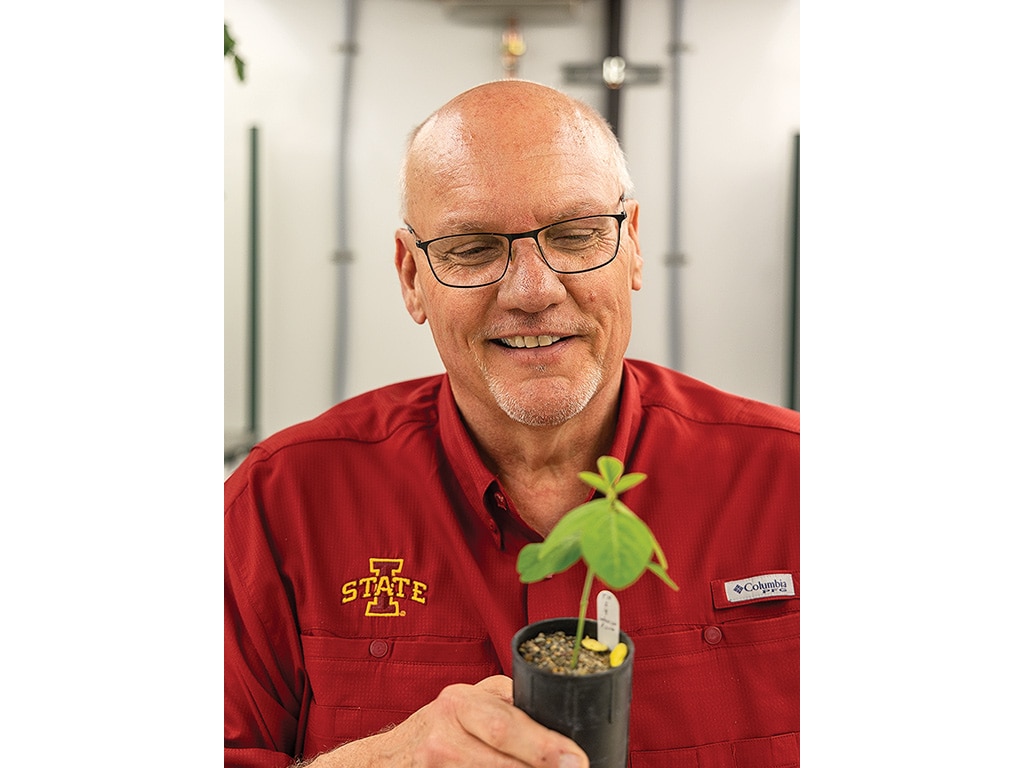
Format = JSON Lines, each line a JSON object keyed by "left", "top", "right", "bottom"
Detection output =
{"left": 396, "top": 105, "right": 643, "bottom": 428}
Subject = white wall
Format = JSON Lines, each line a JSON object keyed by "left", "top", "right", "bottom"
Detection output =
{"left": 224, "top": 0, "right": 799, "bottom": 443}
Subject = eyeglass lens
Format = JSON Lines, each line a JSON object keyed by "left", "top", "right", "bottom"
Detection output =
{"left": 427, "top": 215, "right": 621, "bottom": 287}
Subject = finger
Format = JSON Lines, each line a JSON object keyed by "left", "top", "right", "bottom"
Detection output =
{"left": 451, "top": 683, "right": 589, "bottom": 767}
{"left": 475, "top": 674, "right": 514, "bottom": 704}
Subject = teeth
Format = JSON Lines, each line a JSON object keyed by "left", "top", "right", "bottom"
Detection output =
{"left": 500, "top": 335, "right": 561, "bottom": 348}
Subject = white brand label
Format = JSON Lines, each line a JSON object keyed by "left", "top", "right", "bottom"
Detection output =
{"left": 724, "top": 573, "right": 795, "bottom": 603}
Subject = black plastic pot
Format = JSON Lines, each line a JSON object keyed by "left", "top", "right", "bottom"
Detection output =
{"left": 511, "top": 617, "right": 635, "bottom": 768}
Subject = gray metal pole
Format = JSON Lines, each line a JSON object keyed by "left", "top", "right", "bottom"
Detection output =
{"left": 667, "top": 0, "right": 685, "bottom": 371}
{"left": 332, "top": 0, "right": 359, "bottom": 404}
{"left": 248, "top": 125, "right": 260, "bottom": 439}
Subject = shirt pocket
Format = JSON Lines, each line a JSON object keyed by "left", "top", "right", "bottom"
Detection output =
{"left": 298, "top": 633, "right": 501, "bottom": 755}
{"left": 629, "top": 732, "right": 799, "bottom": 768}
{"left": 629, "top": 610, "right": 799, "bottom": 766}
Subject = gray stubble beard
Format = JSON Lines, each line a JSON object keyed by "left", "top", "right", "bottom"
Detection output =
{"left": 483, "top": 359, "right": 604, "bottom": 427}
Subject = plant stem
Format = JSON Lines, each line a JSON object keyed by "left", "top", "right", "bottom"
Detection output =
{"left": 571, "top": 566, "right": 596, "bottom": 669}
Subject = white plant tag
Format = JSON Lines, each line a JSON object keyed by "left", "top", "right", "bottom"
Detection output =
{"left": 597, "top": 590, "right": 620, "bottom": 649}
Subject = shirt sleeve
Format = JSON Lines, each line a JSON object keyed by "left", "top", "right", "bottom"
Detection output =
{"left": 224, "top": 469, "right": 308, "bottom": 768}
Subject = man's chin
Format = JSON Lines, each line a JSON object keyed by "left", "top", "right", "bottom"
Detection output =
{"left": 500, "top": 403, "right": 579, "bottom": 427}
{"left": 487, "top": 377, "right": 600, "bottom": 427}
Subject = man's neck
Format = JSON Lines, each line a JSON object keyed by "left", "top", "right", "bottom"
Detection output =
{"left": 453, "top": 382, "right": 621, "bottom": 536}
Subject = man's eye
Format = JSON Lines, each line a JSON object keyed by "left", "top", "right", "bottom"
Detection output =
{"left": 547, "top": 229, "right": 600, "bottom": 250}
{"left": 438, "top": 239, "right": 505, "bottom": 265}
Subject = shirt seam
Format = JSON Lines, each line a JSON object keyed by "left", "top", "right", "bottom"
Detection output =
{"left": 246, "top": 415, "right": 437, "bottom": 463}
{"left": 640, "top": 398, "right": 800, "bottom": 437}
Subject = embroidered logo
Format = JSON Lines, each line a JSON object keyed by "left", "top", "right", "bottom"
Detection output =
{"left": 724, "top": 572, "right": 795, "bottom": 603}
{"left": 340, "top": 558, "right": 428, "bottom": 617}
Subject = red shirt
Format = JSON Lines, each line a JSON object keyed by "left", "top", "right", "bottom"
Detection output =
{"left": 225, "top": 359, "right": 799, "bottom": 767}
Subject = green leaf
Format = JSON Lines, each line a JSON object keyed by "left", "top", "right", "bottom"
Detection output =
{"left": 234, "top": 56, "right": 246, "bottom": 82}
{"left": 646, "top": 560, "right": 680, "bottom": 591}
{"left": 650, "top": 535, "right": 669, "bottom": 569}
{"left": 535, "top": 501, "right": 601, "bottom": 563}
{"left": 540, "top": 499, "right": 605, "bottom": 552}
{"left": 613, "top": 471, "right": 647, "bottom": 494}
{"left": 578, "top": 470, "right": 608, "bottom": 495}
{"left": 517, "top": 537, "right": 582, "bottom": 583}
{"left": 611, "top": 499, "right": 638, "bottom": 518}
{"left": 521, "top": 455, "right": 677, "bottom": 597}
{"left": 596, "top": 455, "right": 624, "bottom": 485}
{"left": 518, "top": 542, "right": 570, "bottom": 583}
{"left": 516, "top": 500, "right": 605, "bottom": 582}
{"left": 581, "top": 509, "right": 654, "bottom": 589}
{"left": 539, "top": 535, "right": 584, "bottom": 577}
{"left": 224, "top": 24, "right": 235, "bottom": 56}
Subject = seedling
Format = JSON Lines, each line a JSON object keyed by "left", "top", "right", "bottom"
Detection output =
{"left": 516, "top": 456, "right": 678, "bottom": 669}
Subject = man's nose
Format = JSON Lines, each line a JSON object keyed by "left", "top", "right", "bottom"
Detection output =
{"left": 497, "top": 237, "right": 566, "bottom": 311}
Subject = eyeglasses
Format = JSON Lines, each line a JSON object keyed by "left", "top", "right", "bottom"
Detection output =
{"left": 408, "top": 205, "right": 628, "bottom": 288}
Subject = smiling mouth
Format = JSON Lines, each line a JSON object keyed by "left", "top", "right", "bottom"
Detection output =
{"left": 496, "top": 334, "right": 564, "bottom": 349}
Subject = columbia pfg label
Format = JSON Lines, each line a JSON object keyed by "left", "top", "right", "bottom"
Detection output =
{"left": 711, "top": 571, "right": 798, "bottom": 609}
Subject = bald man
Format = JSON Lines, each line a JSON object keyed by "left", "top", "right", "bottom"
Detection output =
{"left": 225, "top": 81, "right": 800, "bottom": 768}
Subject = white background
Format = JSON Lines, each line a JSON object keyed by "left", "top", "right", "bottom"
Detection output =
{"left": 2, "top": 1, "right": 1023, "bottom": 765}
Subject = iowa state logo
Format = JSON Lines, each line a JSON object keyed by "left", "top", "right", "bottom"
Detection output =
{"left": 340, "top": 557, "right": 428, "bottom": 617}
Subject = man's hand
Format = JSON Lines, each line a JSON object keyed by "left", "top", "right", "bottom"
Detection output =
{"left": 308, "top": 675, "right": 588, "bottom": 767}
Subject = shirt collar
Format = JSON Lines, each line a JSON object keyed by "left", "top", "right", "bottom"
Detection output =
{"left": 436, "top": 376, "right": 504, "bottom": 543}
{"left": 608, "top": 359, "right": 642, "bottom": 462}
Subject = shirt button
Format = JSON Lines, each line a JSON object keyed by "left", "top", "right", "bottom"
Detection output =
{"left": 369, "top": 639, "right": 389, "bottom": 658}
{"left": 703, "top": 626, "right": 723, "bottom": 645}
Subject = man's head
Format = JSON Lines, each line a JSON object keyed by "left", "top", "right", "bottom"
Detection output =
{"left": 394, "top": 80, "right": 643, "bottom": 429}
{"left": 399, "top": 81, "right": 634, "bottom": 222}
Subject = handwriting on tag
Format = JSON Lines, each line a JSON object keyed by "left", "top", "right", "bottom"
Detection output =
{"left": 597, "top": 590, "right": 620, "bottom": 649}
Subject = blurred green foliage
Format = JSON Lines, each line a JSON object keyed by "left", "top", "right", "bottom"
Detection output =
{"left": 224, "top": 23, "right": 245, "bottom": 82}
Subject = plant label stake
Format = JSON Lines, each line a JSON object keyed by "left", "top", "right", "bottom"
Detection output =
{"left": 597, "top": 590, "right": 620, "bottom": 649}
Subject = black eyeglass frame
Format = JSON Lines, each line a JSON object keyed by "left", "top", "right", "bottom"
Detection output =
{"left": 407, "top": 205, "right": 628, "bottom": 289}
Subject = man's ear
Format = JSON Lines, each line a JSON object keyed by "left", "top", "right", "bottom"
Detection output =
{"left": 625, "top": 200, "right": 643, "bottom": 291}
{"left": 395, "top": 230, "right": 428, "bottom": 324}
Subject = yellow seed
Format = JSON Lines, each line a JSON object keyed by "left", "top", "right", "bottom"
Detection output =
{"left": 581, "top": 637, "right": 609, "bottom": 653}
{"left": 609, "top": 643, "right": 628, "bottom": 667}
